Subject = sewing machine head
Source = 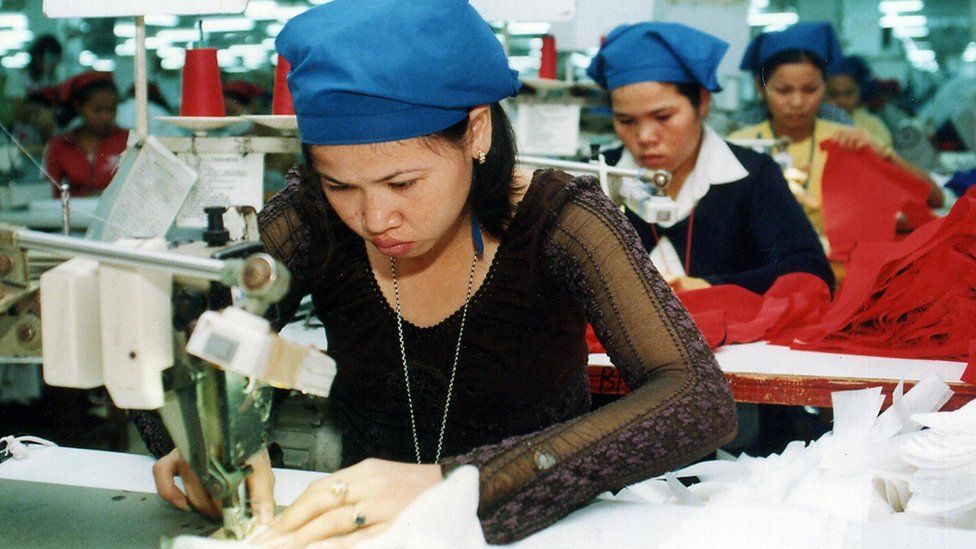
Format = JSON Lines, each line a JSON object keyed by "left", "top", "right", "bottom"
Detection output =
{"left": 1, "top": 222, "right": 293, "bottom": 539}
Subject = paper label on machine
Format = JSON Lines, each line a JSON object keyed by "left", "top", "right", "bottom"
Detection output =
{"left": 515, "top": 102, "right": 581, "bottom": 157}
{"left": 175, "top": 153, "right": 263, "bottom": 228}
{"left": 86, "top": 136, "right": 197, "bottom": 242}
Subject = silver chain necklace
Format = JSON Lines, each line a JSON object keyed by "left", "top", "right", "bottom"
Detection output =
{"left": 391, "top": 251, "right": 478, "bottom": 463}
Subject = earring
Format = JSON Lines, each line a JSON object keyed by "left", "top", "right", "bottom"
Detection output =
{"left": 477, "top": 150, "right": 487, "bottom": 165}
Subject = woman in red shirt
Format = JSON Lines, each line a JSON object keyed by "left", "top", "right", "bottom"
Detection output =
{"left": 44, "top": 71, "right": 129, "bottom": 197}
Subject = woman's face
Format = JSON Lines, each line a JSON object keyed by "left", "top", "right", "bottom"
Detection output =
{"left": 760, "top": 61, "right": 825, "bottom": 134}
{"left": 77, "top": 89, "right": 118, "bottom": 136}
{"left": 825, "top": 74, "right": 860, "bottom": 113}
{"left": 308, "top": 112, "right": 489, "bottom": 260}
{"left": 610, "top": 82, "right": 707, "bottom": 174}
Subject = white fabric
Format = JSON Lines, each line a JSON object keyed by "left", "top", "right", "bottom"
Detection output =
{"left": 615, "top": 124, "right": 748, "bottom": 229}
{"left": 358, "top": 466, "right": 486, "bottom": 549}
{"left": 602, "top": 373, "right": 974, "bottom": 533}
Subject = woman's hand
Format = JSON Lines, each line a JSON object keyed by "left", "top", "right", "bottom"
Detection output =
{"left": 254, "top": 458, "right": 443, "bottom": 548}
{"left": 152, "top": 448, "right": 276, "bottom": 525}
{"left": 666, "top": 275, "right": 711, "bottom": 292}
{"left": 831, "top": 127, "right": 888, "bottom": 158}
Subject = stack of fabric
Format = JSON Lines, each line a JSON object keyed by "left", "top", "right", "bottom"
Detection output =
{"left": 902, "top": 399, "right": 976, "bottom": 528}
{"left": 790, "top": 187, "right": 976, "bottom": 382}
{"left": 609, "top": 376, "right": 974, "bottom": 530}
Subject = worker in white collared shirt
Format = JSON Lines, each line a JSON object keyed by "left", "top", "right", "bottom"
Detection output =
{"left": 588, "top": 22, "right": 833, "bottom": 295}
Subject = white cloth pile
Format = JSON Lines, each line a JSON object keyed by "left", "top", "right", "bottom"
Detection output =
{"left": 609, "top": 373, "right": 975, "bottom": 531}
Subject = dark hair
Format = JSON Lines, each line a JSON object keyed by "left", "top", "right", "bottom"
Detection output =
{"left": 674, "top": 82, "right": 703, "bottom": 110}
{"left": 297, "top": 102, "right": 519, "bottom": 252}
{"left": 759, "top": 49, "right": 827, "bottom": 84}
{"left": 27, "top": 35, "right": 62, "bottom": 80}
{"left": 56, "top": 79, "right": 119, "bottom": 127}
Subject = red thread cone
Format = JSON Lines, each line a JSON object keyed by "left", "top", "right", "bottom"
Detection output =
{"left": 180, "top": 48, "right": 225, "bottom": 117}
{"left": 539, "top": 35, "right": 557, "bottom": 80}
{"left": 272, "top": 57, "right": 295, "bottom": 115}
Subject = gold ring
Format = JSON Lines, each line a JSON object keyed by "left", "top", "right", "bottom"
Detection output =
{"left": 330, "top": 480, "right": 348, "bottom": 500}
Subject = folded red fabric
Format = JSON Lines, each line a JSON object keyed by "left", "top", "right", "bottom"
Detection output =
{"left": 586, "top": 190, "right": 975, "bottom": 383}
{"left": 820, "top": 139, "right": 933, "bottom": 263}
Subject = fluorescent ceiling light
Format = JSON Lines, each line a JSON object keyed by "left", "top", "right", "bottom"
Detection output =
{"left": 907, "top": 49, "right": 935, "bottom": 62}
{"left": 880, "top": 15, "right": 927, "bottom": 28}
{"left": 879, "top": 1, "right": 923, "bottom": 13}
{"left": 507, "top": 22, "right": 552, "bottom": 35}
{"left": 748, "top": 12, "right": 799, "bottom": 27}
{"left": 245, "top": 1, "right": 279, "bottom": 20}
{"left": 155, "top": 29, "right": 200, "bottom": 43}
{"left": 963, "top": 42, "right": 976, "bottom": 63}
{"left": 92, "top": 59, "right": 116, "bottom": 72}
{"left": 893, "top": 25, "right": 928, "bottom": 38}
{"left": 78, "top": 50, "right": 96, "bottom": 67}
{"left": 0, "top": 28, "right": 33, "bottom": 47}
{"left": 200, "top": 17, "right": 255, "bottom": 33}
{"left": 144, "top": 14, "right": 179, "bottom": 27}
{"left": 114, "top": 22, "right": 136, "bottom": 38}
{"left": 1, "top": 51, "right": 29, "bottom": 69}
{"left": 265, "top": 23, "right": 284, "bottom": 37}
{"left": 160, "top": 57, "right": 183, "bottom": 70}
{"left": 0, "top": 14, "right": 28, "bottom": 29}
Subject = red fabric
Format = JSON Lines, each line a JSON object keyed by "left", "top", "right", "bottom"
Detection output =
{"left": 820, "top": 139, "right": 933, "bottom": 263}
{"left": 43, "top": 126, "right": 129, "bottom": 197}
{"left": 965, "top": 340, "right": 976, "bottom": 385}
{"left": 224, "top": 80, "right": 265, "bottom": 101}
{"left": 273, "top": 58, "right": 295, "bottom": 115}
{"left": 792, "top": 188, "right": 976, "bottom": 371}
{"left": 585, "top": 273, "right": 831, "bottom": 353}
{"left": 585, "top": 192, "right": 976, "bottom": 380}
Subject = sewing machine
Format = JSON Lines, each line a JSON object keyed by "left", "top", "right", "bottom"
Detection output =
{"left": 0, "top": 222, "right": 334, "bottom": 540}
{"left": 518, "top": 154, "right": 677, "bottom": 224}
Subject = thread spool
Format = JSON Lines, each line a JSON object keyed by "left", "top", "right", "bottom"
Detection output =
{"left": 272, "top": 57, "right": 295, "bottom": 115}
{"left": 539, "top": 35, "right": 557, "bottom": 80}
{"left": 180, "top": 47, "right": 225, "bottom": 117}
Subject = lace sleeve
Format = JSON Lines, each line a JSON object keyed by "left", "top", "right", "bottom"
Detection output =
{"left": 440, "top": 174, "right": 737, "bottom": 543}
{"left": 258, "top": 172, "right": 315, "bottom": 330}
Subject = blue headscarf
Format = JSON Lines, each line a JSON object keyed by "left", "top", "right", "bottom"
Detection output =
{"left": 586, "top": 22, "right": 728, "bottom": 92}
{"left": 829, "top": 55, "right": 880, "bottom": 102}
{"left": 276, "top": 0, "right": 521, "bottom": 145}
{"left": 740, "top": 22, "right": 843, "bottom": 76}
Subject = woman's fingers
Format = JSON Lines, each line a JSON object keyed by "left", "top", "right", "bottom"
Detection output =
{"left": 306, "top": 523, "right": 389, "bottom": 549}
{"left": 273, "top": 506, "right": 369, "bottom": 548}
{"left": 176, "top": 458, "right": 221, "bottom": 517}
{"left": 257, "top": 477, "right": 354, "bottom": 541}
{"left": 152, "top": 449, "right": 190, "bottom": 511}
{"left": 247, "top": 450, "right": 277, "bottom": 525}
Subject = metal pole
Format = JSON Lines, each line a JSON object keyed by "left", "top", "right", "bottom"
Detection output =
{"left": 519, "top": 155, "right": 651, "bottom": 180}
{"left": 134, "top": 16, "right": 149, "bottom": 140}
{"left": 13, "top": 228, "right": 232, "bottom": 282}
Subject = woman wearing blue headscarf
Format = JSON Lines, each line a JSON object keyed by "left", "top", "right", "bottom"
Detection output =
{"left": 826, "top": 56, "right": 893, "bottom": 149}
{"left": 587, "top": 22, "right": 833, "bottom": 295}
{"left": 149, "top": 1, "right": 736, "bottom": 544}
{"left": 730, "top": 23, "right": 942, "bottom": 233}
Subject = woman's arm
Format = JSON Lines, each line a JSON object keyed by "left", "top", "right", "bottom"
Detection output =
{"left": 441, "top": 174, "right": 737, "bottom": 543}
{"left": 257, "top": 177, "right": 314, "bottom": 330}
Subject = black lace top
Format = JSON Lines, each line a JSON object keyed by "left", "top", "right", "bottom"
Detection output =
{"left": 255, "top": 168, "right": 737, "bottom": 543}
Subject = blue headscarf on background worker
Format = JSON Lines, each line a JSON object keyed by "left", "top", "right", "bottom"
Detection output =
{"left": 729, "top": 22, "right": 942, "bottom": 234}
{"left": 587, "top": 22, "right": 833, "bottom": 295}
{"left": 149, "top": 1, "right": 737, "bottom": 546}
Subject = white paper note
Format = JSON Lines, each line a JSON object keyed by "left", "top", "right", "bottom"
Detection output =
{"left": 86, "top": 136, "right": 197, "bottom": 242}
{"left": 515, "top": 102, "right": 581, "bottom": 157}
{"left": 175, "top": 153, "right": 263, "bottom": 228}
